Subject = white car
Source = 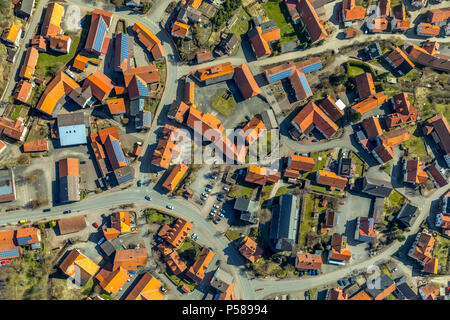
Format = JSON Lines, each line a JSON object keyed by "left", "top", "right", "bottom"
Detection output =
{"left": 209, "top": 212, "right": 215, "bottom": 217}
{"left": 166, "top": 205, "right": 174, "bottom": 210}
{"left": 213, "top": 204, "right": 219, "bottom": 209}
{"left": 218, "top": 212, "right": 224, "bottom": 218}
{"left": 205, "top": 188, "right": 212, "bottom": 193}
{"left": 211, "top": 209, "right": 217, "bottom": 214}
{"left": 223, "top": 187, "right": 230, "bottom": 192}
{"left": 201, "top": 193, "right": 209, "bottom": 198}
{"left": 191, "top": 233, "right": 197, "bottom": 239}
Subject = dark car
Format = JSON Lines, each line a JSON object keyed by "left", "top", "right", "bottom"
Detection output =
{"left": 245, "top": 115, "right": 251, "bottom": 121}
{"left": 137, "top": 180, "right": 142, "bottom": 187}
{"left": 349, "top": 277, "right": 354, "bottom": 284}
{"left": 43, "top": 208, "right": 51, "bottom": 212}
{"left": 63, "top": 210, "right": 72, "bottom": 214}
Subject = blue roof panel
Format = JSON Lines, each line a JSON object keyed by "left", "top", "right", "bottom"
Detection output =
{"left": 93, "top": 16, "right": 107, "bottom": 52}
{"left": 299, "top": 74, "right": 311, "bottom": 95}
{"left": 16, "top": 236, "right": 32, "bottom": 246}
{"left": 0, "top": 249, "right": 19, "bottom": 258}
{"left": 111, "top": 139, "right": 126, "bottom": 164}
{"left": 136, "top": 77, "right": 149, "bottom": 96}
{"left": 120, "top": 33, "right": 129, "bottom": 63}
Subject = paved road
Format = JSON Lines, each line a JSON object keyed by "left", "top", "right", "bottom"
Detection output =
{"left": 0, "top": 0, "right": 49, "bottom": 114}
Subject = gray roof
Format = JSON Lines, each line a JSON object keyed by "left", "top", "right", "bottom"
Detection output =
{"left": 394, "top": 276, "right": 418, "bottom": 300}
{"left": 270, "top": 194, "right": 298, "bottom": 252}
{"left": 100, "top": 237, "right": 124, "bottom": 256}
{"left": 210, "top": 267, "right": 233, "bottom": 293}
{"left": 18, "top": 0, "right": 34, "bottom": 15}
{"left": 365, "top": 274, "right": 395, "bottom": 299}
{"left": 261, "top": 20, "right": 278, "bottom": 34}
{"left": 361, "top": 177, "right": 393, "bottom": 198}
{"left": 114, "top": 166, "right": 133, "bottom": 185}
{"left": 261, "top": 109, "right": 278, "bottom": 130}
{"left": 57, "top": 112, "right": 85, "bottom": 127}
{"left": 59, "top": 175, "right": 80, "bottom": 203}
{"left": 372, "top": 197, "right": 384, "bottom": 223}
{"left": 338, "top": 158, "right": 353, "bottom": 177}
{"left": 68, "top": 86, "right": 92, "bottom": 108}
{"left": 396, "top": 203, "right": 418, "bottom": 227}
{"left": 130, "top": 98, "right": 144, "bottom": 117}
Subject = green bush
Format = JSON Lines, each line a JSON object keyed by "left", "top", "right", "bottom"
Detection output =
{"left": 350, "top": 112, "right": 362, "bottom": 123}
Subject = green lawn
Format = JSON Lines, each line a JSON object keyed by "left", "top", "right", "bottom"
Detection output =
{"left": 99, "top": 293, "right": 115, "bottom": 300}
{"left": 225, "top": 229, "right": 242, "bottom": 241}
{"left": 350, "top": 152, "right": 364, "bottom": 177}
{"left": 402, "top": 125, "right": 428, "bottom": 159}
{"left": 230, "top": 8, "right": 250, "bottom": 36}
{"left": 384, "top": 190, "right": 404, "bottom": 217}
{"left": 385, "top": 293, "right": 398, "bottom": 300}
{"left": 10, "top": 105, "right": 23, "bottom": 120}
{"left": 275, "top": 186, "right": 289, "bottom": 197}
{"left": 262, "top": 1, "right": 297, "bottom": 43}
{"left": 435, "top": 104, "right": 450, "bottom": 123}
{"left": 145, "top": 209, "right": 175, "bottom": 225}
{"left": 212, "top": 93, "right": 235, "bottom": 116}
{"left": 228, "top": 184, "right": 254, "bottom": 199}
{"left": 298, "top": 194, "right": 314, "bottom": 247}
{"left": 35, "top": 35, "right": 81, "bottom": 78}
{"left": 311, "top": 150, "right": 332, "bottom": 171}
{"left": 347, "top": 65, "right": 365, "bottom": 77}
{"left": 260, "top": 184, "right": 274, "bottom": 202}
{"left": 433, "top": 234, "right": 450, "bottom": 271}
{"left": 309, "top": 184, "right": 341, "bottom": 196}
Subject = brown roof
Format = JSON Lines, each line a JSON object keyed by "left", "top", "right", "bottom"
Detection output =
{"left": 423, "top": 113, "right": 450, "bottom": 154}
{"left": 355, "top": 73, "right": 375, "bottom": 100}
{"left": 291, "top": 101, "right": 338, "bottom": 138}
{"left": 186, "top": 247, "right": 215, "bottom": 282}
{"left": 419, "top": 283, "right": 439, "bottom": 300}
{"left": 407, "top": 45, "right": 450, "bottom": 73}
{"left": 19, "top": 46, "right": 38, "bottom": 79}
{"left": 342, "top": 0, "right": 366, "bottom": 21}
{"left": 171, "top": 21, "right": 190, "bottom": 38}
{"left": 427, "top": 8, "right": 450, "bottom": 23}
{"left": 379, "top": 127, "right": 410, "bottom": 146}
{"left": 163, "top": 218, "right": 192, "bottom": 249}
{"left": 240, "top": 117, "right": 266, "bottom": 145}
{"left": 386, "top": 92, "right": 418, "bottom": 128}
{"left": 249, "top": 27, "right": 271, "bottom": 58}
{"left": 316, "top": 170, "right": 348, "bottom": 190}
{"left": 405, "top": 159, "right": 428, "bottom": 184}
{"left": 184, "top": 81, "right": 195, "bottom": 106}
{"left": 386, "top": 48, "right": 415, "bottom": 68}
{"left": 132, "top": 22, "right": 165, "bottom": 60}
{"left": 196, "top": 49, "right": 212, "bottom": 63}
{"left": 23, "top": 139, "right": 49, "bottom": 152}
{"left": 287, "top": 154, "right": 315, "bottom": 172}
{"left": 379, "top": 0, "right": 391, "bottom": 17}
{"left": 361, "top": 117, "right": 382, "bottom": 138}
{"left": 233, "top": 64, "right": 261, "bottom": 100}
{"left": 295, "top": 253, "right": 322, "bottom": 270}
{"left": 329, "top": 233, "right": 352, "bottom": 261}
{"left": 0, "top": 117, "right": 25, "bottom": 141}
{"left": 58, "top": 216, "right": 87, "bottom": 235}
{"left": 245, "top": 165, "right": 280, "bottom": 186}
{"left": 113, "top": 248, "right": 147, "bottom": 271}
{"left": 319, "top": 96, "right": 344, "bottom": 122}
{"left": 372, "top": 143, "right": 394, "bottom": 163}
{"left": 123, "top": 65, "right": 159, "bottom": 87}
{"left": 297, "top": 0, "right": 328, "bottom": 42}
{"left": 14, "top": 80, "right": 33, "bottom": 104}
{"left": 327, "top": 288, "right": 348, "bottom": 300}
{"left": 239, "top": 236, "right": 263, "bottom": 263}
{"left": 49, "top": 34, "right": 71, "bottom": 53}
{"left": 164, "top": 250, "right": 187, "bottom": 275}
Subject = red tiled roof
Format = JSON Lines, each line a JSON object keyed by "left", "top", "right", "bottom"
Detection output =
{"left": 327, "top": 288, "right": 348, "bottom": 300}
{"left": 0, "top": 117, "right": 26, "bottom": 141}
{"left": 106, "top": 98, "right": 126, "bottom": 115}
{"left": 386, "top": 92, "right": 418, "bottom": 128}
{"left": 123, "top": 65, "right": 159, "bottom": 87}
{"left": 245, "top": 165, "right": 280, "bottom": 186}
{"left": 361, "top": 117, "right": 382, "bottom": 138}
{"left": 161, "top": 163, "right": 189, "bottom": 193}
{"left": 49, "top": 34, "right": 71, "bottom": 53}
{"left": 233, "top": 64, "right": 261, "bottom": 100}
{"left": 379, "top": 127, "right": 410, "bottom": 146}
{"left": 19, "top": 46, "right": 38, "bottom": 80}
{"left": 426, "top": 8, "right": 450, "bottom": 24}
{"left": 193, "top": 62, "right": 235, "bottom": 82}
{"left": 249, "top": 27, "right": 271, "bottom": 58}
{"left": 132, "top": 21, "right": 165, "bottom": 60}
{"left": 319, "top": 96, "right": 344, "bottom": 122}
{"left": 171, "top": 21, "right": 190, "bottom": 38}
{"left": 316, "top": 170, "right": 348, "bottom": 190}
{"left": 196, "top": 49, "right": 212, "bottom": 64}
{"left": 298, "top": 0, "right": 328, "bottom": 42}
{"left": 113, "top": 248, "right": 147, "bottom": 271}
{"left": 287, "top": 154, "right": 315, "bottom": 172}
{"left": 83, "top": 71, "right": 114, "bottom": 102}
{"left": 240, "top": 117, "right": 266, "bottom": 145}
{"left": 417, "top": 22, "right": 440, "bottom": 36}
{"left": 342, "top": 0, "right": 366, "bottom": 21}
{"left": 184, "top": 81, "right": 195, "bottom": 106}
{"left": 295, "top": 253, "right": 322, "bottom": 270}
{"left": 291, "top": 101, "right": 338, "bottom": 138}
{"left": 186, "top": 247, "right": 215, "bottom": 282}
{"left": 239, "top": 236, "right": 263, "bottom": 263}
{"left": 23, "top": 139, "right": 48, "bottom": 152}
{"left": 186, "top": 107, "right": 224, "bottom": 142}
{"left": 404, "top": 159, "right": 428, "bottom": 184}
{"left": 14, "top": 80, "right": 33, "bottom": 104}
{"left": 73, "top": 54, "right": 90, "bottom": 72}
{"left": 352, "top": 93, "right": 388, "bottom": 114}
{"left": 355, "top": 73, "right": 375, "bottom": 100}
{"left": 329, "top": 234, "right": 352, "bottom": 261}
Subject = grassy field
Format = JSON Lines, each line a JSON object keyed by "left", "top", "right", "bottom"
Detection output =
{"left": 230, "top": 8, "right": 250, "bottom": 36}
{"left": 10, "top": 105, "right": 24, "bottom": 120}
{"left": 145, "top": 209, "right": 175, "bottom": 225}
{"left": 311, "top": 150, "right": 333, "bottom": 171}
{"left": 275, "top": 186, "right": 289, "bottom": 197}
{"left": 350, "top": 151, "right": 365, "bottom": 177}
{"left": 177, "top": 238, "right": 201, "bottom": 266}
{"left": 228, "top": 184, "right": 254, "bottom": 199}
{"left": 212, "top": 93, "right": 235, "bottom": 116}
{"left": 347, "top": 65, "right": 365, "bottom": 77}
{"left": 435, "top": 103, "right": 450, "bottom": 123}
{"left": 433, "top": 234, "right": 450, "bottom": 272}
{"left": 225, "top": 229, "right": 242, "bottom": 241}
{"left": 262, "top": 1, "right": 297, "bottom": 43}
{"left": 298, "top": 194, "right": 314, "bottom": 248}
{"left": 260, "top": 184, "right": 274, "bottom": 202}
{"left": 384, "top": 190, "right": 404, "bottom": 217}
{"left": 402, "top": 125, "right": 428, "bottom": 159}
{"left": 309, "top": 184, "right": 342, "bottom": 196}
{"left": 35, "top": 35, "right": 81, "bottom": 78}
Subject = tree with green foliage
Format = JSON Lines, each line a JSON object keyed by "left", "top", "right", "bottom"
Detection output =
{"left": 350, "top": 112, "right": 362, "bottom": 123}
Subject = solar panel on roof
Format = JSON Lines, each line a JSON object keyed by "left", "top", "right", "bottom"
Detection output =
{"left": 111, "top": 139, "right": 126, "bottom": 164}
{"left": 0, "top": 249, "right": 19, "bottom": 258}
{"left": 136, "top": 77, "right": 149, "bottom": 96}
{"left": 16, "top": 236, "right": 32, "bottom": 246}
{"left": 93, "top": 17, "right": 107, "bottom": 52}
{"left": 299, "top": 74, "right": 311, "bottom": 95}
{"left": 121, "top": 34, "right": 128, "bottom": 63}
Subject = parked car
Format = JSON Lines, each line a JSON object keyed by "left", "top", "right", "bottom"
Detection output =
{"left": 145, "top": 195, "right": 152, "bottom": 201}
{"left": 206, "top": 184, "right": 213, "bottom": 189}
{"left": 213, "top": 204, "right": 219, "bottom": 209}
{"left": 211, "top": 209, "right": 217, "bottom": 214}
{"left": 18, "top": 219, "right": 30, "bottom": 224}
{"left": 339, "top": 201, "right": 345, "bottom": 205}
{"left": 42, "top": 208, "right": 51, "bottom": 212}
{"left": 213, "top": 219, "right": 219, "bottom": 224}
{"left": 201, "top": 192, "right": 209, "bottom": 198}
{"left": 210, "top": 175, "right": 216, "bottom": 180}
{"left": 314, "top": 270, "right": 319, "bottom": 275}
{"left": 63, "top": 210, "right": 72, "bottom": 214}
{"left": 193, "top": 235, "right": 199, "bottom": 241}
{"left": 220, "top": 209, "right": 226, "bottom": 214}
{"left": 97, "top": 237, "right": 105, "bottom": 245}
{"left": 337, "top": 280, "right": 343, "bottom": 286}
{"left": 209, "top": 212, "right": 215, "bottom": 217}
{"left": 308, "top": 270, "right": 312, "bottom": 276}
{"left": 312, "top": 139, "right": 319, "bottom": 142}
{"left": 166, "top": 205, "right": 174, "bottom": 210}
{"left": 93, "top": 222, "right": 99, "bottom": 229}
{"left": 206, "top": 188, "right": 212, "bottom": 193}
{"left": 217, "top": 212, "right": 224, "bottom": 218}
{"left": 191, "top": 233, "right": 197, "bottom": 239}
{"left": 349, "top": 277, "right": 354, "bottom": 285}
{"left": 223, "top": 186, "right": 230, "bottom": 192}
{"left": 137, "top": 180, "right": 141, "bottom": 187}
{"left": 342, "top": 280, "right": 348, "bottom": 286}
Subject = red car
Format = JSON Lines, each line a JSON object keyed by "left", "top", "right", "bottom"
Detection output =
{"left": 340, "top": 201, "right": 345, "bottom": 205}
{"left": 1, "top": 261, "right": 5, "bottom": 265}
{"left": 5, "top": 260, "right": 12, "bottom": 263}
{"left": 93, "top": 222, "right": 99, "bottom": 229}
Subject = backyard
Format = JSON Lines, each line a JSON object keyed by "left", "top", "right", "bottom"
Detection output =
{"left": 145, "top": 209, "right": 175, "bottom": 225}
{"left": 298, "top": 193, "right": 315, "bottom": 248}
{"left": 262, "top": 1, "right": 298, "bottom": 43}
{"left": 228, "top": 184, "right": 254, "bottom": 199}
{"left": 230, "top": 7, "right": 250, "bottom": 37}
{"left": 349, "top": 151, "right": 365, "bottom": 177}
{"left": 383, "top": 190, "right": 405, "bottom": 220}
{"left": 212, "top": 92, "right": 235, "bottom": 116}
{"left": 433, "top": 234, "right": 450, "bottom": 274}
{"left": 402, "top": 125, "right": 429, "bottom": 160}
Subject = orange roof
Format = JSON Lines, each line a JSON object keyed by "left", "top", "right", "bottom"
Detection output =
{"left": 371, "top": 18, "right": 388, "bottom": 33}
{"left": 151, "top": 125, "right": 180, "bottom": 169}
{"left": 234, "top": 63, "right": 261, "bottom": 100}
{"left": 125, "top": 273, "right": 164, "bottom": 300}
{"left": 287, "top": 154, "right": 315, "bottom": 172}
{"left": 41, "top": 2, "right": 64, "bottom": 37}
{"left": 169, "top": 100, "right": 190, "bottom": 123}
{"left": 291, "top": 101, "right": 338, "bottom": 138}
{"left": 171, "top": 21, "right": 190, "bottom": 38}
{"left": 261, "top": 27, "right": 281, "bottom": 43}
{"left": 419, "top": 283, "right": 439, "bottom": 300}
{"left": 194, "top": 62, "right": 235, "bottom": 81}
{"left": 329, "top": 234, "right": 352, "bottom": 261}
{"left": 239, "top": 236, "right": 263, "bottom": 263}
{"left": 132, "top": 21, "right": 165, "bottom": 60}
{"left": 379, "top": 127, "right": 410, "bottom": 146}
{"left": 59, "top": 158, "right": 79, "bottom": 178}
{"left": 327, "top": 288, "right": 348, "bottom": 300}
{"left": 36, "top": 72, "right": 80, "bottom": 116}
{"left": 73, "top": 54, "right": 90, "bottom": 71}
{"left": 296, "top": 253, "right": 322, "bottom": 270}
{"left": 4, "top": 25, "right": 21, "bottom": 43}
{"left": 113, "top": 248, "right": 147, "bottom": 271}
{"left": 427, "top": 8, "right": 450, "bottom": 24}
{"left": 317, "top": 170, "right": 348, "bottom": 190}
{"left": 162, "top": 163, "right": 189, "bottom": 193}
{"left": 240, "top": 117, "right": 266, "bottom": 145}
{"left": 83, "top": 71, "right": 114, "bottom": 102}
{"left": 186, "top": 107, "right": 225, "bottom": 142}
{"left": 96, "top": 266, "right": 129, "bottom": 295}
{"left": 184, "top": 81, "right": 195, "bottom": 105}
{"left": 188, "top": 0, "right": 202, "bottom": 9}
{"left": 353, "top": 93, "right": 388, "bottom": 114}
{"left": 49, "top": 34, "right": 71, "bottom": 52}
{"left": 23, "top": 139, "right": 48, "bottom": 152}
{"left": 59, "top": 249, "right": 100, "bottom": 280}
{"left": 249, "top": 26, "right": 271, "bottom": 58}
{"left": 342, "top": 0, "right": 366, "bottom": 21}
{"left": 163, "top": 218, "right": 192, "bottom": 249}
{"left": 245, "top": 165, "right": 281, "bottom": 186}
{"left": 106, "top": 98, "right": 126, "bottom": 115}
{"left": 164, "top": 250, "right": 187, "bottom": 275}
{"left": 350, "top": 290, "right": 373, "bottom": 300}
{"left": 296, "top": 0, "right": 328, "bottom": 42}
{"left": 14, "top": 80, "right": 33, "bottom": 104}
{"left": 19, "top": 46, "right": 39, "bottom": 80}
{"left": 405, "top": 159, "right": 428, "bottom": 184}
{"left": 417, "top": 23, "right": 440, "bottom": 36}
{"left": 186, "top": 247, "right": 215, "bottom": 282}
